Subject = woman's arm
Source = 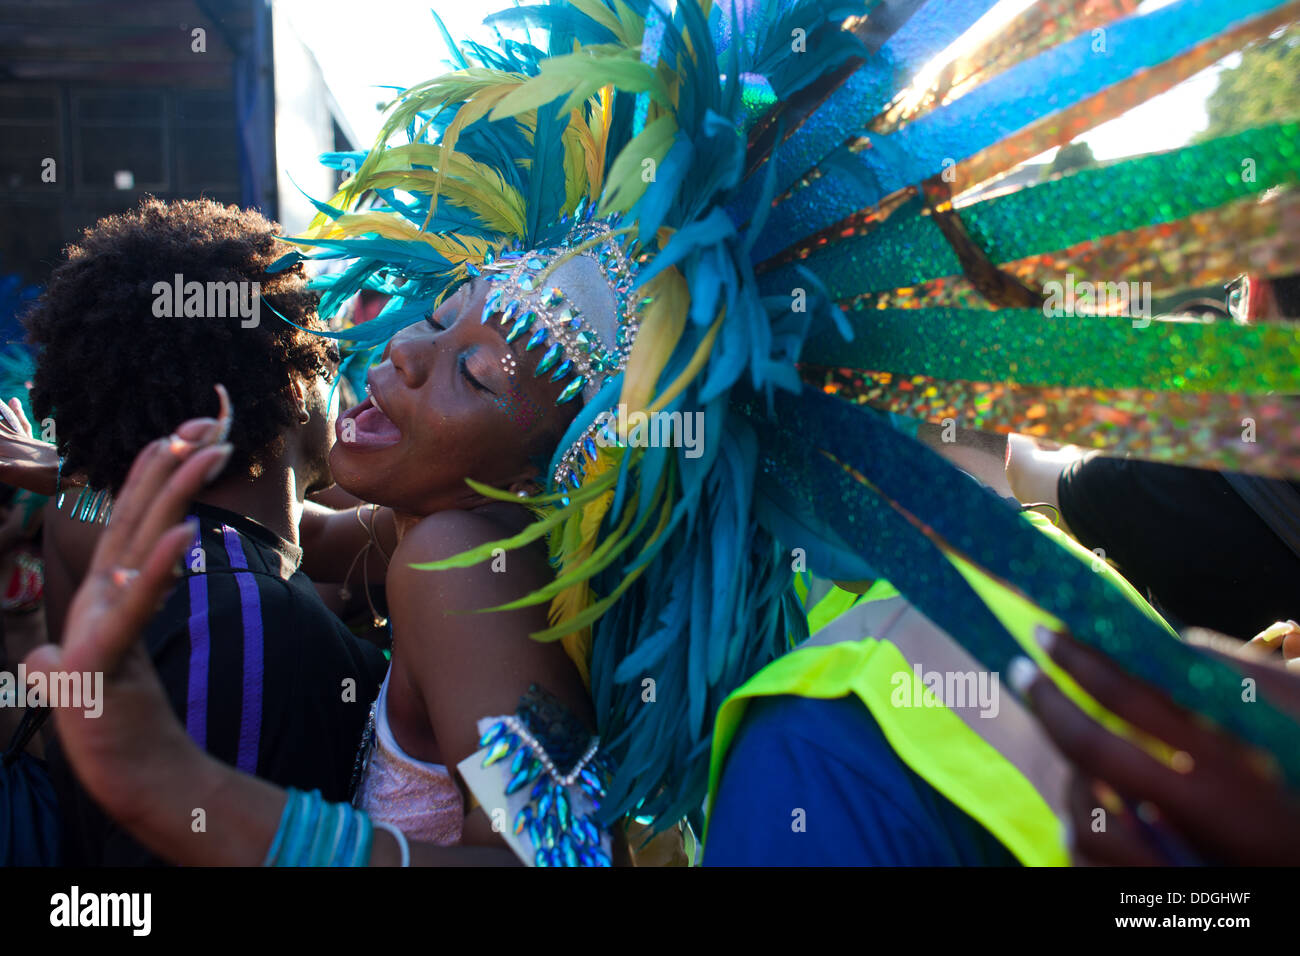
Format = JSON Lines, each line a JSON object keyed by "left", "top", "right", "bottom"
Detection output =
{"left": 298, "top": 500, "right": 397, "bottom": 585}
{"left": 386, "top": 510, "right": 594, "bottom": 848}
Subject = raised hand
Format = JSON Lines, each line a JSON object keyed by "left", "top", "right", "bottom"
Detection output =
{"left": 0, "top": 395, "right": 61, "bottom": 496}
{"left": 1017, "top": 626, "right": 1300, "bottom": 866}
{"left": 23, "top": 386, "right": 234, "bottom": 819}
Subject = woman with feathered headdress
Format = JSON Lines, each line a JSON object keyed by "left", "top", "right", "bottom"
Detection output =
{"left": 20, "top": 0, "right": 1300, "bottom": 866}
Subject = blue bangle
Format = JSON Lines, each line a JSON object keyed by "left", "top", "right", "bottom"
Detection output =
{"left": 267, "top": 790, "right": 377, "bottom": 867}
{"left": 331, "top": 807, "right": 360, "bottom": 867}
{"left": 263, "top": 788, "right": 305, "bottom": 866}
{"left": 349, "top": 811, "right": 374, "bottom": 867}
{"left": 280, "top": 789, "right": 323, "bottom": 866}
{"left": 309, "top": 803, "right": 347, "bottom": 867}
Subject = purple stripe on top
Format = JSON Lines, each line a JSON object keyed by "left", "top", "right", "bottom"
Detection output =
{"left": 185, "top": 519, "right": 210, "bottom": 749}
{"left": 222, "top": 524, "right": 265, "bottom": 776}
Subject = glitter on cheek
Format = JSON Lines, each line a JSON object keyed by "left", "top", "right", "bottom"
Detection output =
{"left": 493, "top": 385, "right": 542, "bottom": 433}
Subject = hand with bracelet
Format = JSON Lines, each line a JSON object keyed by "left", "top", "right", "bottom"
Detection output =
{"left": 22, "top": 394, "right": 514, "bottom": 866}
{"left": 0, "top": 395, "right": 63, "bottom": 497}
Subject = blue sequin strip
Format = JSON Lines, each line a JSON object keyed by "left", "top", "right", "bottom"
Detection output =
{"left": 633, "top": 4, "right": 668, "bottom": 137}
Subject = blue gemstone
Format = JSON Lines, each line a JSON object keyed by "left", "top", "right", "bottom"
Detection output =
{"left": 556, "top": 788, "right": 570, "bottom": 830}
{"left": 505, "top": 767, "right": 532, "bottom": 795}
{"left": 535, "top": 342, "right": 562, "bottom": 375}
{"left": 501, "top": 299, "right": 521, "bottom": 324}
{"left": 506, "top": 312, "right": 534, "bottom": 343}
{"left": 556, "top": 376, "right": 586, "bottom": 405}
{"left": 478, "top": 720, "right": 507, "bottom": 749}
{"left": 526, "top": 257, "right": 544, "bottom": 270}
{"left": 480, "top": 289, "right": 502, "bottom": 323}
{"left": 482, "top": 734, "right": 516, "bottom": 767}
{"left": 525, "top": 327, "right": 548, "bottom": 351}
{"left": 513, "top": 806, "right": 533, "bottom": 836}
{"left": 583, "top": 436, "right": 597, "bottom": 460}
{"left": 549, "top": 359, "right": 572, "bottom": 383}
{"left": 510, "top": 748, "right": 529, "bottom": 775}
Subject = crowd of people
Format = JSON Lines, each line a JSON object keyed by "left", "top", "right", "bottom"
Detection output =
{"left": 2, "top": 0, "right": 1298, "bottom": 869}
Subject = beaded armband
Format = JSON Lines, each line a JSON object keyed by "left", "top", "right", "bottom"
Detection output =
{"left": 457, "top": 684, "right": 614, "bottom": 867}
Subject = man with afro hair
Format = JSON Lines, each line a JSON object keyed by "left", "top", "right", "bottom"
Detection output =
{"left": 23, "top": 197, "right": 387, "bottom": 865}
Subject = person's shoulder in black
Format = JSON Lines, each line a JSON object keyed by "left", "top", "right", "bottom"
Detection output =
{"left": 53, "top": 502, "right": 387, "bottom": 865}
{"left": 1056, "top": 457, "right": 1300, "bottom": 639}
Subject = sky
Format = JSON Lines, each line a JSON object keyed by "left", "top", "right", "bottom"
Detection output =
{"left": 279, "top": 0, "right": 1233, "bottom": 168}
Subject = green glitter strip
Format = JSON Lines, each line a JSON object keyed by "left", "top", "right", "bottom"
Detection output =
{"left": 803, "top": 307, "right": 1300, "bottom": 393}
{"left": 762, "top": 123, "right": 1300, "bottom": 298}
{"left": 805, "top": 366, "right": 1300, "bottom": 477}
{"left": 780, "top": 387, "right": 1300, "bottom": 788}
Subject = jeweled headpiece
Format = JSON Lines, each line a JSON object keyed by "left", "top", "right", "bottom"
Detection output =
{"left": 477, "top": 201, "right": 644, "bottom": 408}
{"left": 473, "top": 201, "right": 647, "bottom": 490}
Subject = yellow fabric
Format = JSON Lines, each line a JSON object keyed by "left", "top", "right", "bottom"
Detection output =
{"left": 706, "top": 508, "right": 1177, "bottom": 865}
{"left": 706, "top": 635, "right": 1067, "bottom": 866}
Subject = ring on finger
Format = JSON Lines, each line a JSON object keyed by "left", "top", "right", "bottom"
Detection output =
{"left": 111, "top": 567, "right": 141, "bottom": 588}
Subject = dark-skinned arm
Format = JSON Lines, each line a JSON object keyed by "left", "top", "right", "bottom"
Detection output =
{"left": 386, "top": 509, "right": 593, "bottom": 850}
{"left": 298, "top": 499, "right": 398, "bottom": 586}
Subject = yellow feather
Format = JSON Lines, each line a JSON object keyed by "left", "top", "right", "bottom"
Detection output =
{"left": 292, "top": 213, "right": 496, "bottom": 265}
{"left": 621, "top": 266, "right": 687, "bottom": 413}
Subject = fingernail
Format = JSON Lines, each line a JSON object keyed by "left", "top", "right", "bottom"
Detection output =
{"left": 1007, "top": 655, "right": 1039, "bottom": 695}
{"left": 174, "top": 418, "right": 220, "bottom": 443}
{"left": 202, "top": 443, "right": 233, "bottom": 483}
{"left": 1034, "top": 625, "right": 1057, "bottom": 654}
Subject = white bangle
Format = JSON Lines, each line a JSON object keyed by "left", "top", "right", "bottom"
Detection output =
{"left": 372, "top": 820, "right": 410, "bottom": 867}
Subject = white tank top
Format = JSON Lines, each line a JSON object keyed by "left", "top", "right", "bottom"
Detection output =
{"left": 354, "top": 671, "right": 464, "bottom": 845}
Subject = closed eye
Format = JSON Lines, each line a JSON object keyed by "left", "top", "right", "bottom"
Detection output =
{"left": 458, "top": 353, "right": 494, "bottom": 394}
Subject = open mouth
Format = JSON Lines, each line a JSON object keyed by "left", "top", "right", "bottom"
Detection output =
{"left": 339, "top": 393, "right": 402, "bottom": 449}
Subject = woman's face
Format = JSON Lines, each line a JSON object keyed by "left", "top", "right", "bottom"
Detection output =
{"left": 330, "top": 279, "right": 578, "bottom": 514}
